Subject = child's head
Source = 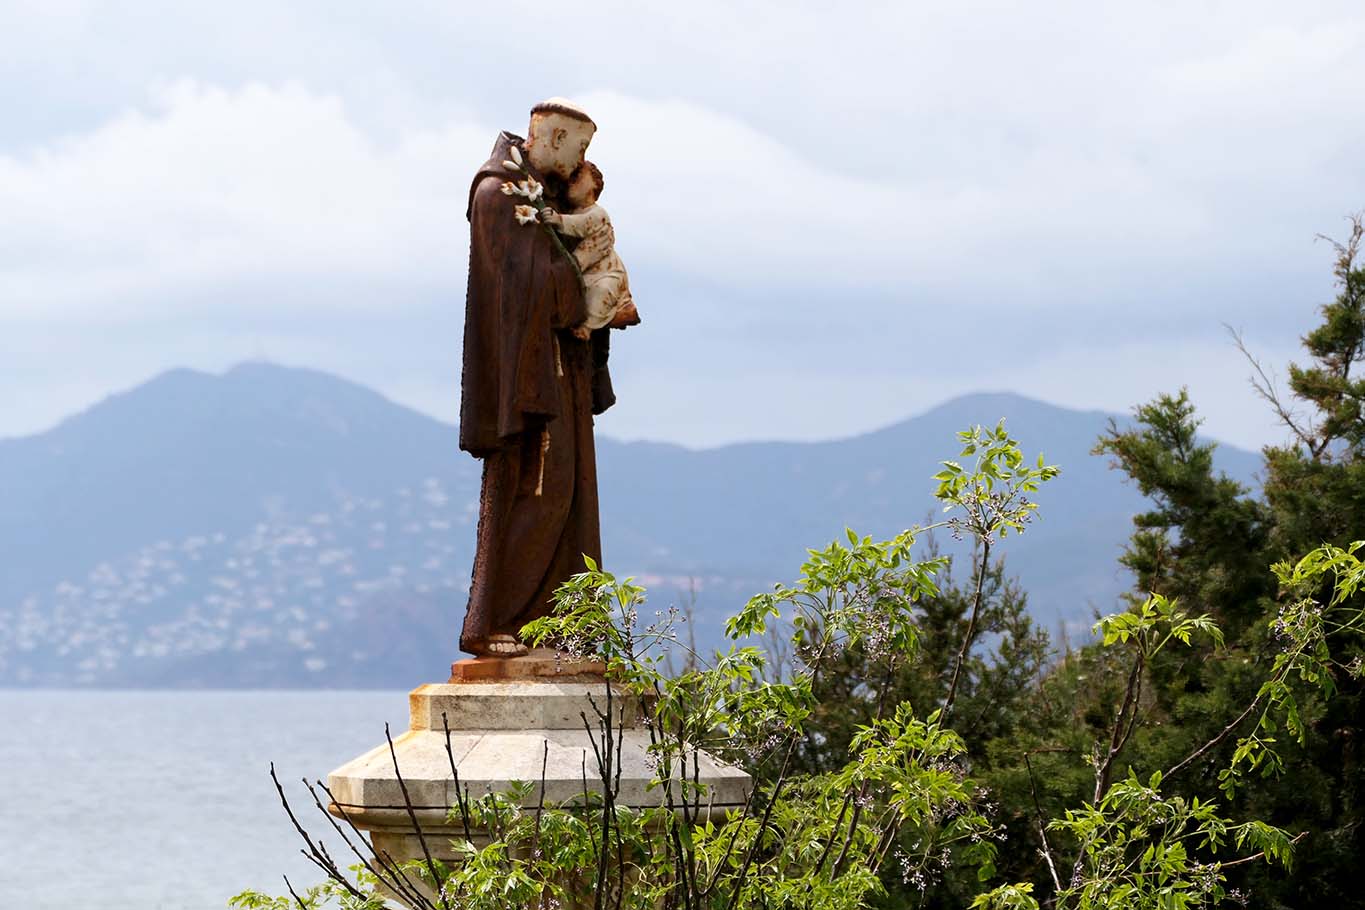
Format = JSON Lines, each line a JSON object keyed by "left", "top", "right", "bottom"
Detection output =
{"left": 567, "top": 160, "right": 604, "bottom": 209}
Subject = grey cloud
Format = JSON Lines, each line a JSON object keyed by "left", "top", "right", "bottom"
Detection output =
{"left": 1, "top": 1, "right": 1362, "bottom": 450}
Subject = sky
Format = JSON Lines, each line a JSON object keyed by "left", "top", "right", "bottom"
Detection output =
{"left": 2, "top": 1, "right": 1364, "bottom": 451}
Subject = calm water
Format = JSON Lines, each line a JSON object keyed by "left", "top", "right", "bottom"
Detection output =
{"left": 0, "top": 690, "right": 410, "bottom": 909}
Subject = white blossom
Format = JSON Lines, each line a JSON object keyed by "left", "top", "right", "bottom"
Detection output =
{"left": 513, "top": 205, "right": 539, "bottom": 225}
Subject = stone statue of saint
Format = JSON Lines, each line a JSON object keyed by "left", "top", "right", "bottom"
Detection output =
{"left": 458, "top": 98, "right": 628, "bottom": 658}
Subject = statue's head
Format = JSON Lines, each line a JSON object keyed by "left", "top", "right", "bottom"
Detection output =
{"left": 524, "top": 97, "right": 596, "bottom": 179}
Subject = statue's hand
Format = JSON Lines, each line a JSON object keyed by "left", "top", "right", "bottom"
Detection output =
{"left": 571, "top": 324, "right": 592, "bottom": 341}
{"left": 540, "top": 208, "right": 561, "bottom": 226}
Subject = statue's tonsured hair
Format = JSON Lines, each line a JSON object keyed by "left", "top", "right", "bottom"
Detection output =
{"left": 573, "top": 161, "right": 605, "bottom": 199}
{"left": 530, "top": 99, "right": 597, "bottom": 130}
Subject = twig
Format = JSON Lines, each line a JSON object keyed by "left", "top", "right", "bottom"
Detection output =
{"left": 441, "top": 712, "right": 473, "bottom": 840}
{"left": 532, "top": 739, "right": 549, "bottom": 859}
{"left": 586, "top": 684, "right": 616, "bottom": 910}
{"left": 309, "top": 778, "right": 432, "bottom": 909}
{"left": 643, "top": 684, "right": 699, "bottom": 910}
{"left": 1025, "top": 752, "right": 1063, "bottom": 894}
{"left": 871, "top": 810, "right": 904, "bottom": 870}
{"left": 833, "top": 654, "right": 900, "bottom": 879}
{"left": 943, "top": 539, "right": 992, "bottom": 720}
{"left": 616, "top": 704, "right": 628, "bottom": 800}
{"left": 283, "top": 874, "right": 309, "bottom": 910}
{"left": 691, "top": 743, "right": 702, "bottom": 823}
{"left": 725, "top": 732, "right": 798, "bottom": 910}
{"left": 702, "top": 786, "right": 753, "bottom": 897}
{"left": 1165, "top": 695, "right": 1263, "bottom": 781}
{"left": 269, "top": 763, "right": 368, "bottom": 902}
{"left": 385, "top": 723, "right": 451, "bottom": 910}
{"left": 1072, "top": 644, "right": 1147, "bottom": 888}
{"left": 613, "top": 707, "right": 628, "bottom": 910}
{"left": 1094, "top": 650, "right": 1145, "bottom": 804}
{"left": 1227, "top": 324, "right": 1322, "bottom": 456}
{"left": 811, "top": 795, "right": 851, "bottom": 880}
{"left": 295, "top": 846, "right": 340, "bottom": 885}
{"left": 1219, "top": 831, "right": 1308, "bottom": 868}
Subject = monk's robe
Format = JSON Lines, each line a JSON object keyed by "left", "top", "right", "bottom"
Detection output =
{"left": 458, "top": 131, "right": 615, "bottom": 654}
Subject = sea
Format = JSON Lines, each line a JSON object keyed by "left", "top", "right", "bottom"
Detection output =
{"left": 0, "top": 690, "right": 412, "bottom": 909}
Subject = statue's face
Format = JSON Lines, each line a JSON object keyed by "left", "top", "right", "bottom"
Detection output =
{"left": 525, "top": 112, "right": 594, "bottom": 179}
{"left": 566, "top": 168, "right": 598, "bottom": 209}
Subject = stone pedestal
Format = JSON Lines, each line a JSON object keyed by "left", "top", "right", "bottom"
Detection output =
{"left": 326, "top": 663, "right": 750, "bottom": 907}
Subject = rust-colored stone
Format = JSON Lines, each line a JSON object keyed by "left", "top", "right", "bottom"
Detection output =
{"left": 449, "top": 647, "right": 605, "bottom": 683}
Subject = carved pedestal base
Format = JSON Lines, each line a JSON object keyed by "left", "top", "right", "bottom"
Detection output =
{"left": 326, "top": 671, "right": 750, "bottom": 908}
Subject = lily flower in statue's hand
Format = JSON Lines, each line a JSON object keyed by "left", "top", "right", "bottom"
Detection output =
{"left": 509, "top": 144, "right": 524, "bottom": 166}
{"left": 500, "top": 178, "right": 543, "bottom": 202}
{"left": 513, "top": 204, "right": 540, "bottom": 225}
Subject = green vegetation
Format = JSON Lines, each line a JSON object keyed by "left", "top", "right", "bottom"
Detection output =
{"left": 236, "top": 215, "right": 1365, "bottom": 908}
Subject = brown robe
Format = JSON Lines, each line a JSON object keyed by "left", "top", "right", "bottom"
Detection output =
{"left": 458, "top": 131, "right": 615, "bottom": 654}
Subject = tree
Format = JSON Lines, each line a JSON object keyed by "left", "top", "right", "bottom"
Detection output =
{"left": 1050, "top": 213, "right": 1365, "bottom": 908}
{"left": 238, "top": 421, "right": 1354, "bottom": 910}
{"left": 791, "top": 547, "right": 1049, "bottom": 776}
{"left": 787, "top": 548, "right": 1051, "bottom": 907}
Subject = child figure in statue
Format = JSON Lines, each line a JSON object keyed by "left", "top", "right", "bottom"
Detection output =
{"left": 541, "top": 161, "right": 640, "bottom": 340}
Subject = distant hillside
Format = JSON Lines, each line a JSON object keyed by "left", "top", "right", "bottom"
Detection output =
{"left": 0, "top": 363, "right": 1261, "bottom": 687}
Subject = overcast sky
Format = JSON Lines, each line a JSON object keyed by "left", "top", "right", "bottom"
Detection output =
{"left": 3, "top": 1, "right": 1363, "bottom": 451}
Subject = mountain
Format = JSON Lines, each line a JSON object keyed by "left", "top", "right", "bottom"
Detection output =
{"left": 0, "top": 363, "right": 1261, "bottom": 687}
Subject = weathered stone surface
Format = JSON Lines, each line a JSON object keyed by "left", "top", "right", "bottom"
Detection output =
{"left": 327, "top": 679, "right": 751, "bottom": 840}
{"left": 326, "top": 678, "right": 750, "bottom": 908}
{"left": 410, "top": 681, "right": 638, "bottom": 731}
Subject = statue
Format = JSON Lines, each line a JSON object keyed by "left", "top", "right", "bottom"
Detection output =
{"left": 542, "top": 161, "right": 640, "bottom": 339}
{"left": 324, "top": 113, "right": 745, "bottom": 883}
{"left": 458, "top": 98, "right": 637, "bottom": 658}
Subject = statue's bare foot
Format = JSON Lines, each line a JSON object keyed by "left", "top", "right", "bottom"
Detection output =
{"left": 482, "top": 634, "right": 529, "bottom": 657}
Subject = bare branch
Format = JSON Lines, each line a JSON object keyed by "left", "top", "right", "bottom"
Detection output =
{"left": 283, "top": 875, "right": 309, "bottom": 910}
{"left": 1219, "top": 831, "right": 1309, "bottom": 868}
{"left": 384, "top": 723, "right": 451, "bottom": 910}
{"left": 702, "top": 785, "right": 753, "bottom": 897}
{"left": 726, "top": 733, "right": 798, "bottom": 910}
{"left": 268, "top": 763, "right": 368, "bottom": 903}
{"left": 532, "top": 738, "right": 549, "bottom": 859}
{"left": 1165, "top": 693, "right": 1263, "bottom": 781}
{"left": 440, "top": 712, "right": 473, "bottom": 841}
{"left": 1024, "top": 752, "right": 1064, "bottom": 894}
{"left": 1226, "top": 324, "right": 1322, "bottom": 454}
{"left": 309, "top": 778, "right": 433, "bottom": 909}
{"left": 1093, "top": 650, "right": 1144, "bottom": 805}
{"left": 943, "top": 539, "right": 992, "bottom": 720}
